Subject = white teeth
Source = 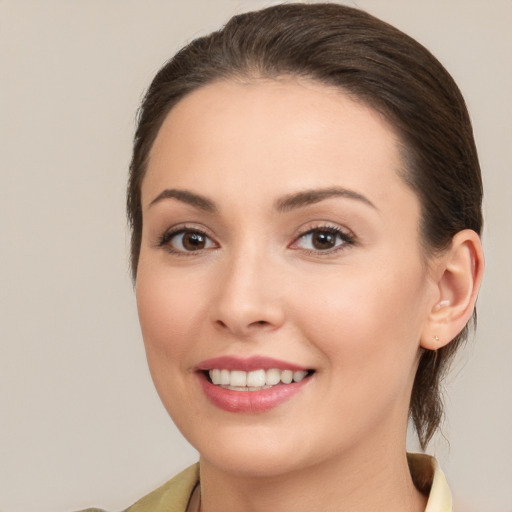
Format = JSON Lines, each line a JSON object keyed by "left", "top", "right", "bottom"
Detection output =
{"left": 220, "top": 369, "right": 230, "bottom": 385}
{"left": 208, "top": 368, "right": 310, "bottom": 389}
{"left": 265, "top": 368, "right": 281, "bottom": 386}
{"left": 230, "top": 370, "right": 247, "bottom": 387}
{"left": 210, "top": 369, "right": 221, "bottom": 385}
{"left": 293, "top": 370, "right": 308, "bottom": 382}
{"left": 246, "top": 369, "right": 266, "bottom": 387}
{"left": 280, "top": 370, "right": 293, "bottom": 384}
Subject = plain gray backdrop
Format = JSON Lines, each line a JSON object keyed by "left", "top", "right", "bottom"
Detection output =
{"left": 1, "top": 1, "right": 511, "bottom": 511}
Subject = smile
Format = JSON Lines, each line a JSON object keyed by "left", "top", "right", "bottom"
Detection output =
{"left": 207, "top": 368, "right": 310, "bottom": 391}
{"left": 197, "top": 356, "right": 314, "bottom": 412}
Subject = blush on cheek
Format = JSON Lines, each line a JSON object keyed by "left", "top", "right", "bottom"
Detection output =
{"left": 136, "top": 271, "right": 208, "bottom": 368}
{"left": 297, "top": 269, "right": 423, "bottom": 370}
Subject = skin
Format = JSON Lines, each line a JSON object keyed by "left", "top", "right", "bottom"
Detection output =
{"left": 136, "top": 78, "right": 454, "bottom": 512}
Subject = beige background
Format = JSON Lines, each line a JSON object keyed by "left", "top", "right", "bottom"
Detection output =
{"left": 1, "top": 1, "right": 511, "bottom": 511}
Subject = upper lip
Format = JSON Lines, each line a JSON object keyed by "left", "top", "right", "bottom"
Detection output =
{"left": 196, "top": 356, "right": 309, "bottom": 372}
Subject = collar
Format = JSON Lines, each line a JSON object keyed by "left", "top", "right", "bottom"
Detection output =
{"left": 408, "top": 453, "right": 453, "bottom": 512}
{"left": 124, "top": 453, "right": 452, "bottom": 512}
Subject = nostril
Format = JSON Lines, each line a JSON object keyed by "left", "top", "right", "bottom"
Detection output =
{"left": 247, "top": 320, "right": 273, "bottom": 329}
{"left": 215, "top": 319, "right": 269, "bottom": 329}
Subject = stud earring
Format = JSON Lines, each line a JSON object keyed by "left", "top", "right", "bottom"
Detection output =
{"left": 434, "top": 335, "right": 440, "bottom": 341}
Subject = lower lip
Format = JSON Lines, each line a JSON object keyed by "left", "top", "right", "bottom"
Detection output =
{"left": 198, "top": 373, "right": 311, "bottom": 413}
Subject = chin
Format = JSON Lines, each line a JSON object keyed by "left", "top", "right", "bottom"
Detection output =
{"left": 178, "top": 417, "right": 315, "bottom": 477}
{"left": 200, "top": 443, "right": 310, "bottom": 479}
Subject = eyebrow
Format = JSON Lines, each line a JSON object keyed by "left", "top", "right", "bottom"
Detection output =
{"left": 148, "top": 186, "right": 376, "bottom": 214}
{"left": 148, "top": 189, "right": 218, "bottom": 213}
{"left": 274, "top": 187, "right": 377, "bottom": 212}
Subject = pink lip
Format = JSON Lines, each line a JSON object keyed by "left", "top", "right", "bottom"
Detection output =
{"left": 198, "top": 373, "right": 311, "bottom": 413}
{"left": 196, "top": 355, "right": 308, "bottom": 372}
{"left": 195, "top": 356, "right": 313, "bottom": 413}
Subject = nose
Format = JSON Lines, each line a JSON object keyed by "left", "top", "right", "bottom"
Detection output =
{"left": 210, "top": 249, "right": 286, "bottom": 337}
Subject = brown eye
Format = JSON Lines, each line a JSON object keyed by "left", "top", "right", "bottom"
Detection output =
{"left": 182, "top": 231, "right": 207, "bottom": 250}
{"left": 162, "top": 229, "right": 216, "bottom": 253}
{"left": 293, "top": 227, "right": 353, "bottom": 253}
{"left": 311, "top": 230, "right": 337, "bottom": 250}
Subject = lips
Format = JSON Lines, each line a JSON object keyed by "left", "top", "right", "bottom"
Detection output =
{"left": 196, "top": 356, "right": 314, "bottom": 412}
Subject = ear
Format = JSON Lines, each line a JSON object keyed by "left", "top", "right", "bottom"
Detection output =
{"left": 421, "top": 229, "right": 484, "bottom": 350}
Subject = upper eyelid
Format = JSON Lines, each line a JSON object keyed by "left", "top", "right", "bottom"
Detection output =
{"left": 292, "top": 221, "right": 355, "bottom": 240}
{"left": 298, "top": 229, "right": 352, "bottom": 242}
{"left": 162, "top": 223, "right": 213, "bottom": 236}
{"left": 156, "top": 224, "right": 217, "bottom": 246}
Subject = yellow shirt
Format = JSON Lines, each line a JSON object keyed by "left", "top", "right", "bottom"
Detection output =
{"left": 77, "top": 453, "right": 452, "bottom": 512}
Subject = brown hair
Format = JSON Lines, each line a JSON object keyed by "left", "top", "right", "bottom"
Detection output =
{"left": 127, "top": 3, "right": 482, "bottom": 449}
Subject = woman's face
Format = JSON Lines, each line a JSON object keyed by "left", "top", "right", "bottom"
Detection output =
{"left": 136, "top": 79, "right": 438, "bottom": 476}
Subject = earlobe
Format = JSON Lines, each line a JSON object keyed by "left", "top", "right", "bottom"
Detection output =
{"left": 421, "top": 229, "right": 484, "bottom": 350}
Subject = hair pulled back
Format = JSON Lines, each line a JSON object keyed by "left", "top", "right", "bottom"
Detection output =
{"left": 128, "top": 3, "right": 482, "bottom": 450}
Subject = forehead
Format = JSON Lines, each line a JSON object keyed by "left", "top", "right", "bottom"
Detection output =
{"left": 143, "top": 78, "right": 416, "bottom": 217}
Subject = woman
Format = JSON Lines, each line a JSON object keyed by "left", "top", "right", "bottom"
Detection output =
{"left": 83, "top": 3, "right": 484, "bottom": 511}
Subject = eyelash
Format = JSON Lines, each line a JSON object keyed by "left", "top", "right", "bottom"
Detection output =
{"left": 290, "top": 224, "right": 356, "bottom": 256}
{"left": 157, "top": 224, "right": 356, "bottom": 256}
{"left": 157, "top": 225, "right": 217, "bottom": 256}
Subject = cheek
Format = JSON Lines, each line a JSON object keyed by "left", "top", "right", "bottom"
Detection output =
{"left": 135, "top": 262, "right": 214, "bottom": 431}
{"left": 135, "top": 263, "right": 207, "bottom": 370}
{"left": 293, "top": 262, "right": 428, "bottom": 385}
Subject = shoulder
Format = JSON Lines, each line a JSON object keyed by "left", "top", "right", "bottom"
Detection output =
{"left": 75, "top": 463, "right": 199, "bottom": 512}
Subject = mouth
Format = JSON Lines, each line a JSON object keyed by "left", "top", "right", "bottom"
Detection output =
{"left": 204, "top": 368, "right": 315, "bottom": 391}
{"left": 196, "top": 356, "right": 315, "bottom": 412}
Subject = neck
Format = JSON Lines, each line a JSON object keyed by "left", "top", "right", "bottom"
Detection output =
{"left": 198, "top": 439, "right": 427, "bottom": 512}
